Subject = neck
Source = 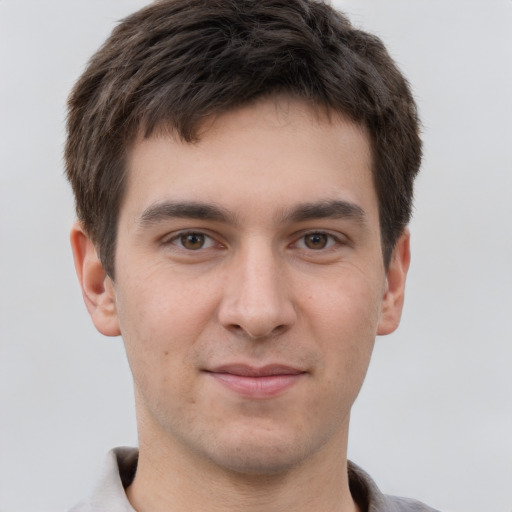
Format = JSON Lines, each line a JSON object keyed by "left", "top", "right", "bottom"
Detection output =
{"left": 127, "top": 417, "right": 359, "bottom": 512}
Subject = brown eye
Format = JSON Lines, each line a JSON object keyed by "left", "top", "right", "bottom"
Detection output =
{"left": 304, "top": 233, "right": 329, "bottom": 249}
{"left": 180, "top": 233, "right": 205, "bottom": 250}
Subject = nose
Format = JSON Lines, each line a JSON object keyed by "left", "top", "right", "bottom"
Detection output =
{"left": 217, "top": 242, "right": 297, "bottom": 339}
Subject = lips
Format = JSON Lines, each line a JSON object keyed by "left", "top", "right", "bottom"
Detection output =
{"left": 204, "top": 364, "right": 306, "bottom": 398}
{"left": 209, "top": 364, "right": 304, "bottom": 377}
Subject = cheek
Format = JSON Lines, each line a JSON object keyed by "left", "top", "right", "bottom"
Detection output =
{"left": 304, "top": 270, "right": 383, "bottom": 382}
{"left": 113, "top": 267, "right": 219, "bottom": 387}
{"left": 117, "top": 260, "right": 218, "bottom": 336}
{"left": 115, "top": 284, "right": 203, "bottom": 425}
{"left": 307, "top": 266, "right": 383, "bottom": 335}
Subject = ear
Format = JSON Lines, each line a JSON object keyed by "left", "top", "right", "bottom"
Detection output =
{"left": 377, "top": 228, "right": 411, "bottom": 336}
{"left": 70, "top": 222, "right": 121, "bottom": 337}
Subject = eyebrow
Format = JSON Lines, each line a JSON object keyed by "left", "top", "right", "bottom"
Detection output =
{"left": 138, "top": 201, "right": 237, "bottom": 226}
{"left": 137, "top": 199, "right": 366, "bottom": 227}
{"left": 281, "top": 199, "right": 366, "bottom": 225}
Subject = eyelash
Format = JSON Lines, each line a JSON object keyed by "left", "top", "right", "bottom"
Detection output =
{"left": 164, "top": 230, "right": 344, "bottom": 252}
{"left": 293, "top": 231, "right": 341, "bottom": 251}
{"left": 165, "top": 231, "right": 219, "bottom": 251}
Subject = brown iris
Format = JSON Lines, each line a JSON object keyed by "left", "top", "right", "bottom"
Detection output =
{"left": 180, "top": 233, "right": 205, "bottom": 250}
{"left": 304, "top": 233, "right": 329, "bottom": 249}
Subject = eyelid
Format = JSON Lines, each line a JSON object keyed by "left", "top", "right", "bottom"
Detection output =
{"left": 292, "top": 230, "right": 346, "bottom": 250}
{"left": 159, "top": 228, "right": 348, "bottom": 252}
{"left": 163, "top": 230, "right": 219, "bottom": 250}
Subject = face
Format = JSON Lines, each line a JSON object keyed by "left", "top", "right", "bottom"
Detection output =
{"left": 73, "top": 97, "right": 409, "bottom": 476}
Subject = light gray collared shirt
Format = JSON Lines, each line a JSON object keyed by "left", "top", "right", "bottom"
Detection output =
{"left": 68, "top": 447, "right": 440, "bottom": 512}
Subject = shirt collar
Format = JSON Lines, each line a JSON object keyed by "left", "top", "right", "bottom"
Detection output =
{"left": 69, "top": 447, "right": 437, "bottom": 512}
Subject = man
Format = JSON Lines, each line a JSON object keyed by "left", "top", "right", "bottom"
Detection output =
{"left": 65, "top": 1, "right": 436, "bottom": 511}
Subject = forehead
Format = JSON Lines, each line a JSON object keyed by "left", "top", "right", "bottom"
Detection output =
{"left": 123, "top": 97, "right": 377, "bottom": 225}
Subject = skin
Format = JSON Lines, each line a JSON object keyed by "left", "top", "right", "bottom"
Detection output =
{"left": 71, "top": 97, "right": 410, "bottom": 512}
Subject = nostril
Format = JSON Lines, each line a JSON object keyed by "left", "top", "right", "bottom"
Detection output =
{"left": 226, "top": 322, "right": 289, "bottom": 340}
{"left": 273, "top": 324, "right": 287, "bottom": 335}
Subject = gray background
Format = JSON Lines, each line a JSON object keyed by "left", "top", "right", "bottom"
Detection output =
{"left": 0, "top": 1, "right": 511, "bottom": 511}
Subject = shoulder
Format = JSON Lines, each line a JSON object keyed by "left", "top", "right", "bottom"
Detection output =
{"left": 67, "top": 447, "right": 138, "bottom": 512}
{"left": 385, "top": 495, "right": 441, "bottom": 512}
{"left": 348, "top": 461, "right": 441, "bottom": 512}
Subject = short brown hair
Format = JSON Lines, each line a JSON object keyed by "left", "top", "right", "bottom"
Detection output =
{"left": 65, "top": 0, "right": 422, "bottom": 277}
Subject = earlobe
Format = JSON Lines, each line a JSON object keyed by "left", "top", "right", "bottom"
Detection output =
{"left": 377, "top": 228, "right": 411, "bottom": 336}
{"left": 70, "top": 222, "right": 121, "bottom": 337}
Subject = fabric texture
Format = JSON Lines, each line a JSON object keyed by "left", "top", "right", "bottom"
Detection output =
{"left": 68, "top": 447, "right": 440, "bottom": 512}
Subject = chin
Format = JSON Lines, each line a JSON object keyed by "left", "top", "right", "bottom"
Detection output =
{"left": 200, "top": 427, "right": 317, "bottom": 476}
{"left": 210, "top": 447, "right": 307, "bottom": 476}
